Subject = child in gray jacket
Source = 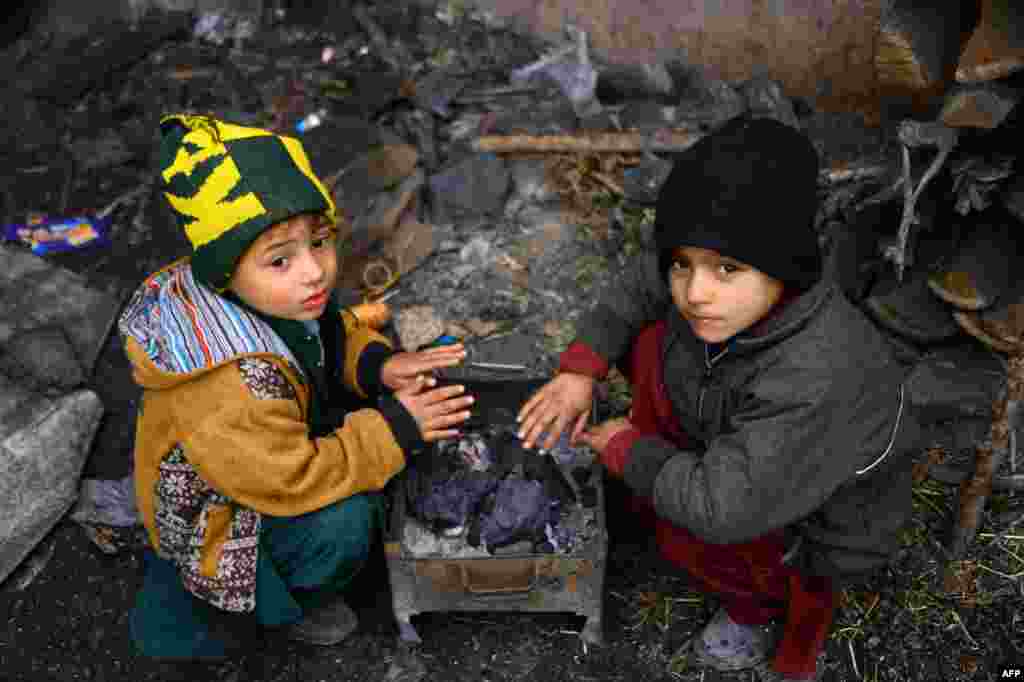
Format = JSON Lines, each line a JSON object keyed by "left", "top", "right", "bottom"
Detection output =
{"left": 518, "top": 117, "right": 921, "bottom": 681}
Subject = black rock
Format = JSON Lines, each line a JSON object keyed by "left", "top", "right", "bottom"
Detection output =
{"left": 905, "top": 344, "right": 1007, "bottom": 424}
{"left": 0, "top": 325, "right": 85, "bottom": 394}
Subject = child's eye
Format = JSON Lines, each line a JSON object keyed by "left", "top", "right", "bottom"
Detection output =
{"left": 719, "top": 263, "right": 740, "bottom": 275}
{"left": 270, "top": 257, "right": 288, "bottom": 269}
{"left": 312, "top": 229, "right": 337, "bottom": 249}
{"left": 671, "top": 260, "right": 689, "bottom": 271}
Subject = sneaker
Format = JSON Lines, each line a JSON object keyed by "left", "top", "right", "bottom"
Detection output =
{"left": 691, "top": 607, "right": 776, "bottom": 672}
{"left": 927, "top": 215, "right": 1019, "bottom": 311}
{"left": 285, "top": 596, "right": 359, "bottom": 646}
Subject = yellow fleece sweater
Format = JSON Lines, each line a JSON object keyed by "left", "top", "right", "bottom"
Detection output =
{"left": 119, "top": 258, "right": 406, "bottom": 612}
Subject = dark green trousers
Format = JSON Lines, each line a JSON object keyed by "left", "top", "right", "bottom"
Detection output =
{"left": 129, "top": 492, "right": 382, "bottom": 659}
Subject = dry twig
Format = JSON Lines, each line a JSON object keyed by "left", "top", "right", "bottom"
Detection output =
{"left": 893, "top": 121, "right": 958, "bottom": 280}
{"left": 947, "top": 354, "right": 1024, "bottom": 569}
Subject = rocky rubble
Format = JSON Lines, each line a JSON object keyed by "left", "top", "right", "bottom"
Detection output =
{"left": 2, "top": 2, "right": 1024, "bottom": 681}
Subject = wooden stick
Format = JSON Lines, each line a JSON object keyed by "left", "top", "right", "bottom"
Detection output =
{"left": 947, "top": 354, "right": 1023, "bottom": 564}
{"left": 472, "top": 130, "right": 702, "bottom": 154}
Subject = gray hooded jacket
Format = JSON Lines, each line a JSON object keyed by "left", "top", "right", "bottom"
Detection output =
{"left": 575, "top": 252, "right": 922, "bottom": 582}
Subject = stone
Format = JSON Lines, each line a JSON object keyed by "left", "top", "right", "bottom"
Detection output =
{"left": 904, "top": 345, "right": 1006, "bottom": 424}
{"left": 459, "top": 236, "right": 493, "bottom": 267}
{"left": 669, "top": 62, "right": 747, "bottom": 130}
{"left": 488, "top": 92, "right": 579, "bottom": 136}
{"left": 926, "top": 216, "right": 1020, "bottom": 311}
{"left": 0, "top": 325, "right": 86, "bottom": 394}
{"left": 410, "top": 68, "right": 470, "bottom": 119}
{"left": 507, "top": 159, "right": 558, "bottom": 208}
{"left": 429, "top": 153, "right": 511, "bottom": 216}
{"left": 616, "top": 100, "right": 678, "bottom": 132}
{"left": 922, "top": 416, "right": 994, "bottom": 455}
{"left": 955, "top": 0, "right": 1024, "bottom": 83}
{"left": 595, "top": 62, "right": 675, "bottom": 104}
{"left": 821, "top": 206, "right": 892, "bottom": 304}
{"left": 862, "top": 268, "right": 961, "bottom": 345}
{"left": 350, "top": 170, "right": 425, "bottom": 251}
{"left": 69, "top": 129, "right": 135, "bottom": 171}
{"left": 17, "top": 12, "right": 193, "bottom": 105}
{"left": 0, "top": 244, "right": 123, "bottom": 378}
{"left": 335, "top": 144, "right": 419, "bottom": 203}
{"left": 940, "top": 82, "right": 1020, "bottom": 130}
{"left": 1003, "top": 174, "right": 1024, "bottom": 224}
{"left": 741, "top": 76, "right": 800, "bottom": 129}
{"left": 302, "top": 116, "right": 395, "bottom": 185}
{"left": 622, "top": 154, "right": 673, "bottom": 206}
{"left": 0, "top": 387, "right": 104, "bottom": 584}
{"left": 395, "top": 305, "right": 446, "bottom": 352}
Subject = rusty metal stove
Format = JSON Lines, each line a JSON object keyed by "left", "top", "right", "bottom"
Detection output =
{"left": 383, "top": 377, "right": 607, "bottom": 646}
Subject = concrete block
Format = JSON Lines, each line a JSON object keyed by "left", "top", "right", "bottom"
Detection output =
{"left": 0, "top": 386, "right": 104, "bottom": 585}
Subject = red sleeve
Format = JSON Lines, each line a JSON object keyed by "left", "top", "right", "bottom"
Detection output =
{"left": 558, "top": 341, "right": 610, "bottom": 380}
{"left": 601, "top": 427, "right": 643, "bottom": 478}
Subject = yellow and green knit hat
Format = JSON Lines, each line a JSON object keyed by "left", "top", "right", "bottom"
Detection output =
{"left": 158, "top": 113, "right": 336, "bottom": 291}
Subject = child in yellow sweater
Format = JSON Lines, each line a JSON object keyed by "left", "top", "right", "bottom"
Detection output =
{"left": 120, "top": 114, "right": 473, "bottom": 658}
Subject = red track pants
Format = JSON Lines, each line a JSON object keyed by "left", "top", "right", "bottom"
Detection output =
{"left": 621, "top": 321, "right": 838, "bottom": 679}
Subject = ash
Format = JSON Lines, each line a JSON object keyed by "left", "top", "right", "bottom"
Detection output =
{"left": 400, "top": 426, "right": 602, "bottom": 558}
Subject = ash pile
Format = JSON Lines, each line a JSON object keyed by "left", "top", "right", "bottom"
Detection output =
{"left": 398, "top": 427, "right": 602, "bottom": 559}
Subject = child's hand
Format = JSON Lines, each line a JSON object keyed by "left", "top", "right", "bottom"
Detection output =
{"left": 579, "top": 417, "right": 633, "bottom": 455}
{"left": 381, "top": 344, "right": 468, "bottom": 391}
{"left": 581, "top": 417, "right": 635, "bottom": 478}
{"left": 394, "top": 375, "right": 474, "bottom": 442}
{"left": 516, "top": 372, "right": 595, "bottom": 451}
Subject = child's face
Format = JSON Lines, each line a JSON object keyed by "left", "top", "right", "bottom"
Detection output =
{"left": 668, "top": 247, "right": 785, "bottom": 343}
{"left": 228, "top": 213, "right": 337, "bottom": 321}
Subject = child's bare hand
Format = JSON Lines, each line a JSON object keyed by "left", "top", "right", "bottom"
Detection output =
{"left": 579, "top": 417, "right": 633, "bottom": 455}
{"left": 516, "top": 373, "right": 595, "bottom": 451}
{"left": 381, "top": 344, "right": 467, "bottom": 390}
{"left": 395, "top": 375, "right": 474, "bottom": 442}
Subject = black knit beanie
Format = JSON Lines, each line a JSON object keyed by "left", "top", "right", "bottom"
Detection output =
{"left": 654, "top": 117, "right": 822, "bottom": 291}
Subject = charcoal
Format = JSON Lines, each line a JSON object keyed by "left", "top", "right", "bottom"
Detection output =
{"left": 578, "top": 484, "right": 598, "bottom": 509}
{"left": 478, "top": 477, "right": 558, "bottom": 550}
{"left": 404, "top": 453, "right": 498, "bottom": 531}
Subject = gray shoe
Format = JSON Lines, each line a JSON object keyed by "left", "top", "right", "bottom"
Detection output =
{"left": 285, "top": 596, "right": 358, "bottom": 646}
{"left": 691, "top": 607, "right": 776, "bottom": 672}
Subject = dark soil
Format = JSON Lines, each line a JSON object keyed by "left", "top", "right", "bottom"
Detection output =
{"left": 1, "top": 3, "right": 1023, "bottom": 681}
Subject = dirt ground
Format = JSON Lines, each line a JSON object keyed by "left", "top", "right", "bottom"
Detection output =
{"left": 2, "top": 3, "right": 1024, "bottom": 681}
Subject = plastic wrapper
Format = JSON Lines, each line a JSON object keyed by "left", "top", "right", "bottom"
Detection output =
{"left": 3, "top": 214, "right": 112, "bottom": 255}
{"left": 510, "top": 26, "right": 600, "bottom": 117}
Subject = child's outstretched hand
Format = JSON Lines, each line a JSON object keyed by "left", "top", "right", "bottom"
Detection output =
{"left": 516, "top": 372, "right": 595, "bottom": 451}
{"left": 381, "top": 344, "right": 468, "bottom": 391}
{"left": 394, "top": 375, "right": 474, "bottom": 442}
{"left": 580, "top": 417, "right": 635, "bottom": 478}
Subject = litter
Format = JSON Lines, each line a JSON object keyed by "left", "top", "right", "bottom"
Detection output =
{"left": 510, "top": 25, "right": 601, "bottom": 118}
{"left": 69, "top": 476, "right": 139, "bottom": 528}
{"left": 3, "top": 213, "right": 112, "bottom": 255}
{"left": 296, "top": 108, "right": 328, "bottom": 134}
